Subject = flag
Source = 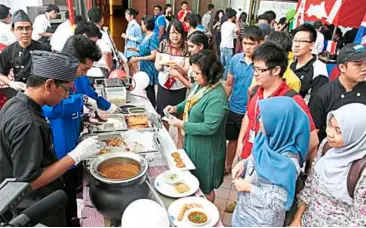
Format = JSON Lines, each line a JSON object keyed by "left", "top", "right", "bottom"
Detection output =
{"left": 326, "top": 41, "right": 337, "bottom": 55}
{"left": 354, "top": 13, "right": 366, "bottom": 45}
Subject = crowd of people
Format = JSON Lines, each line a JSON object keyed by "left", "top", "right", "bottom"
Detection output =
{"left": 0, "top": 1, "right": 365, "bottom": 227}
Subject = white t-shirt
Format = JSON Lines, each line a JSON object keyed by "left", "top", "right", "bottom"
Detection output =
{"left": 50, "top": 20, "right": 73, "bottom": 52}
{"left": 93, "top": 39, "right": 112, "bottom": 69}
{"left": 32, "top": 14, "right": 51, "bottom": 41}
{"left": 0, "top": 22, "right": 16, "bottom": 46}
{"left": 312, "top": 31, "right": 324, "bottom": 55}
{"left": 220, "top": 21, "right": 238, "bottom": 49}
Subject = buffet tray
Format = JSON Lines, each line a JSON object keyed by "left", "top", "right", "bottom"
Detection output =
{"left": 87, "top": 130, "right": 162, "bottom": 159}
{"left": 89, "top": 114, "right": 128, "bottom": 133}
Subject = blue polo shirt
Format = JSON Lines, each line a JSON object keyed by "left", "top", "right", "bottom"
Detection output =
{"left": 228, "top": 53, "right": 254, "bottom": 114}
{"left": 153, "top": 14, "right": 166, "bottom": 40}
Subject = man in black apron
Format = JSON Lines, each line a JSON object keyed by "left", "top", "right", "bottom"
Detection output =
{"left": 0, "top": 51, "right": 100, "bottom": 226}
{"left": 0, "top": 10, "right": 51, "bottom": 104}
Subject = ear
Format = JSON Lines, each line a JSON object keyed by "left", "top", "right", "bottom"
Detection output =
{"left": 310, "top": 42, "right": 315, "bottom": 51}
{"left": 338, "top": 63, "right": 346, "bottom": 73}
{"left": 272, "top": 66, "right": 282, "bottom": 77}
{"left": 44, "top": 79, "right": 54, "bottom": 92}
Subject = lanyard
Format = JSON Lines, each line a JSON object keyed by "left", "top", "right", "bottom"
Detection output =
{"left": 252, "top": 96, "right": 260, "bottom": 131}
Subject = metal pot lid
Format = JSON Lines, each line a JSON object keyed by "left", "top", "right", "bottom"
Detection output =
{"left": 89, "top": 152, "right": 148, "bottom": 184}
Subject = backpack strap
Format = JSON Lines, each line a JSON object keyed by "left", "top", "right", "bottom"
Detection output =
{"left": 249, "top": 85, "right": 260, "bottom": 101}
{"left": 347, "top": 155, "right": 366, "bottom": 198}
{"left": 284, "top": 89, "right": 298, "bottom": 97}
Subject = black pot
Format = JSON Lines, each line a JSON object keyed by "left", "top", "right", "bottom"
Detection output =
{"left": 89, "top": 153, "right": 152, "bottom": 219}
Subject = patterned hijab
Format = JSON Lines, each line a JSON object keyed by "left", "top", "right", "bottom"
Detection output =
{"left": 315, "top": 103, "right": 366, "bottom": 205}
{"left": 252, "top": 97, "right": 310, "bottom": 210}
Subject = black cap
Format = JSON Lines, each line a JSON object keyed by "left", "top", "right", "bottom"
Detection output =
{"left": 46, "top": 4, "right": 60, "bottom": 13}
{"left": 337, "top": 43, "right": 366, "bottom": 64}
{"left": 0, "top": 4, "right": 10, "bottom": 20}
{"left": 11, "top": 10, "right": 31, "bottom": 24}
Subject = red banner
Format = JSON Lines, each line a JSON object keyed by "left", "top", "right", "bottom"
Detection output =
{"left": 296, "top": 0, "right": 366, "bottom": 27}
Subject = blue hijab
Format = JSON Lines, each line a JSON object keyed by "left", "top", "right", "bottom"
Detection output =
{"left": 252, "top": 97, "right": 310, "bottom": 210}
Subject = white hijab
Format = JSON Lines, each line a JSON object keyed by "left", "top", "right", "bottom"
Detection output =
{"left": 315, "top": 103, "right": 366, "bottom": 205}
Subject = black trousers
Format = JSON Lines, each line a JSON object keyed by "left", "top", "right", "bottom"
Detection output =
{"left": 63, "top": 165, "right": 83, "bottom": 226}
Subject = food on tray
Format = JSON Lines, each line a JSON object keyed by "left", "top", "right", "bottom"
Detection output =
{"left": 97, "top": 117, "right": 125, "bottom": 131}
{"left": 98, "top": 162, "right": 140, "bottom": 180}
{"left": 171, "top": 152, "right": 180, "bottom": 158}
{"left": 126, "top": 115, "right": 149, "bottom": 129}
{"left": 188, "top": 210, "right": 208, "bottom": 225}
{"left": 177, "top": 203, "right": 202, "bottom": 221}
{"left": 176, "top": 162, "right": 186, "bottom": 168}
{"left": 98, "top": 148, "right": 110, "bottom": 155}
{"left": 174, "top": 183, "right": 190, "bottom": 194}
{"left": 174, "top": 157, "right": 182, "bottom": 163}
{"left": 103, "top": 138, "right": 123, "bottom": 147}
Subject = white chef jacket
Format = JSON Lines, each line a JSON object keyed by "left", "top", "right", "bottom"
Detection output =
{"left": 0, "top": 21, "right": 16, "bottom": 46}
{"left": 32, "top": 14, "right": 51, "bottom": 41}
{"left": 50, "top": 20, "right": 73, "bottom": 52}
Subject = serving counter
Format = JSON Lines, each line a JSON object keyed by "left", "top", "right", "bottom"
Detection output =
{"left": 80, "top": 94, "right": 224, "bottom": 227}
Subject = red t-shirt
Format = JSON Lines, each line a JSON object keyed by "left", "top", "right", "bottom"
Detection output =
{"left": 241, "top": 81, "right": 316, "bottom": 159}
{"left": 177, "top": 10, "right": 191, "bottom": 32}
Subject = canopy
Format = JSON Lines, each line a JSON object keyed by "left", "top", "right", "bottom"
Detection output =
{"left": 295, "top": 0, "right": 366, "bottom": 28}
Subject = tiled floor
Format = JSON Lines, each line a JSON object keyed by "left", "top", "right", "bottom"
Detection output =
{"left": 168, "top": 127, "right": 237, "bottom": 227}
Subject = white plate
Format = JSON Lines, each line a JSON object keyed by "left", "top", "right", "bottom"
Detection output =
{"left": 167, "top": 149, "right": 196, "bottom": 171}
{"left": 154, "top": 171, "right": 199, "bottom": 198}
{"left": 168, "top": 197, "right": 220, "bottom": 227}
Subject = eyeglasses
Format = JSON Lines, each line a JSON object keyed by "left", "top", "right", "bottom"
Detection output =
{"left": 293, "top": 39, "right": 312, "bottom": 44}
{"left": 14, "top": 26, "right": 32, "bottom": 32}
{"left": 58, "top": 84, "right": 70, "bottom": 98}
{"left": 253, "top": 67, "right": 271, "bottom": 74}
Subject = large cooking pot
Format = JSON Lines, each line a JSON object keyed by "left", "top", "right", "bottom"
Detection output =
{"left": 89, "top": 152, "right": 152, "bottom": 219}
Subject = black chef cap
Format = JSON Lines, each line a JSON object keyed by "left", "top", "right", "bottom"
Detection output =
{"left": 11, "top": 10, "right": 31, "bottom": 24}
{"left": 0, "top": 4, "right": 10, "bottom": 20}
{"left": 31, "top": 51, "right": 80, "bottom": 82}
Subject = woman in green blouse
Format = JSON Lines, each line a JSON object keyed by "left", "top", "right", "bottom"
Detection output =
{"left": 165, "top": 50, "right": 229, "bottom": 202}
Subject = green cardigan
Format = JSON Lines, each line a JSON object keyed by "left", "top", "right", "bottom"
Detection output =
{"left": 176, "top": 83, "right": 229, "bottom": 193}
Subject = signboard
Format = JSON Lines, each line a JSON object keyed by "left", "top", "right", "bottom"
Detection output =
{"left": 258, "top": 0, "right": 298, "bottom": 21}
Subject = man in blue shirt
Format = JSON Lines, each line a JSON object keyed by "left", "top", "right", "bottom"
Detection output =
{"left": 73, "top": 21, "right": 119, "bottom": 112}
{"left": 153, "top": 5, "right": 166, "bottom": 41}
{"left": 224, "top": 26, "right": 263, "bottom": 175}
{"left": 42, "top": 35, "right": 102, "bottom": 226}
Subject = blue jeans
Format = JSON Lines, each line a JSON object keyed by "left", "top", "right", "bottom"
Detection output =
{"left": 220, "top": 47, "right": 233, "bottom": 80}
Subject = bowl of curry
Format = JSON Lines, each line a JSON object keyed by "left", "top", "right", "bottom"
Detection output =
{"left": 186, "top": 208, "right": 210, "bottom": 226}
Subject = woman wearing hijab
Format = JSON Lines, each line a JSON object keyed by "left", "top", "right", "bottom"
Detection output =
{"left": 231, "top": 96, "right": 310, "bottom": 227}
{"left": 164, "top": 50, "right": 228, "bottom": 202}
{"left": 290, "top": 103, "right": 366, "bottom": 227}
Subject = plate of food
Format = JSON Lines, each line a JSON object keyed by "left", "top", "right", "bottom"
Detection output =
{"left": 154, "top": 171, "right": 199, "bottom": 198}
{"left": 167, "top": 149, "right": 196, "bottom": 171}
{"left": 168, "top": 197, "right": 220, "bottom": 227}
